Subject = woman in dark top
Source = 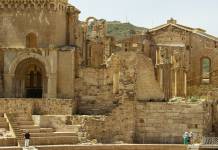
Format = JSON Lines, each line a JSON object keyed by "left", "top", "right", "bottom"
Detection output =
{"left": 24, "top": 130, "right": 30, "bottom": 147}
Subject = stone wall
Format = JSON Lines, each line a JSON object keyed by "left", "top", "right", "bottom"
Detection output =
{"left": 190, "top": 34, "right": 218, "bottom": 86}
{"left": 135, "top": 53, "right": 164, "bottom": 101}
{"left": 75, "top": 50, "right": 165, "bottom": 117}
{"left": 102, "top": 100, "right": 135, "bottom": 143}
{"left": 0, "top": 98, "right": 76, "bottom": 115}
{"left": 135, "top": 101, "right": 212, "bottom": 144}
{"left": 57, "top": 50, "right": 75, "bottom": 99}
{"left": 71, "top": 100, "right": 212, "bottom": 144}
{"left": 211, "top": 100, "right": 218, "bottom": 136}
{"left": 33, "top": 99, "right": 76, "bottom": 115}
{"left": 32, "top": 115, "right": 74, "bottom": 132}
{"left": 75, "top": 68, "right": 116, "bottom": 115}
{"left": 0, "top": 0, "right": 74, "bottom": 48}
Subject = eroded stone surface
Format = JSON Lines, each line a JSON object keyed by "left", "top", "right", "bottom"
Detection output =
{"left": 0, "top": 0, "right": 217, "bottom": 147}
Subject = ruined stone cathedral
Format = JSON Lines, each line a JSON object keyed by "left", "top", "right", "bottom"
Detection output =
{"left": 0, "top": 0, "right": 218, "bottom": 149}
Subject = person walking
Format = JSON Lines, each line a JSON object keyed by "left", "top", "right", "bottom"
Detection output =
{"left": 24, "top": 130, "right": 30, "bottom": 147}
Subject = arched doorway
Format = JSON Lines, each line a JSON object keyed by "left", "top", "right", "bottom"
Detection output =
{"left": 25, "top": 66, "right": 42, "bottom": 98}
{"left": 14, "top": 58, "right": 47, "bottom": 98}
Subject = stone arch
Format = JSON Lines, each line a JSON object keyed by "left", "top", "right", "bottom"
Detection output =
{"left": 14, "top": 58, "right": 47, "bottom": 98}
{"left": 85, "top": 17, "right": 97, "bottom": 24}
{"left": 8, "top": 53, "right": 51, "bottom": 76}
{"left": 4, "top": 53, "right": 56, "bottom": 98}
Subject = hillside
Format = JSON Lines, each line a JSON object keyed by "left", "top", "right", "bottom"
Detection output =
{"left": 107, "top": 21, "right": 147, "bottom": 40}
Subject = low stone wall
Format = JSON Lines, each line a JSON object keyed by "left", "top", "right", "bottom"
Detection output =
{"left": 33, "top": 99, "right": 76, "bottom": 115}
{"left": 71, "top": 101, "right": 135, "bottom": 144}
{"left": 0, "top": 98, "right": 76, "bottom": 115}
{"left": 0, "top": 99, "right": 32, "bottom": 114}
{"left": 35, "top": 144, "right": 187, "bottom": 150}
{"left": 32, "top": 115, "right": 73, "bottom": 132}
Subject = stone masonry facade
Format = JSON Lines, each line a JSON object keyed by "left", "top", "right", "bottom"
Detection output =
{"left": 0, "top": 0, "right": 218, "bottom": 146}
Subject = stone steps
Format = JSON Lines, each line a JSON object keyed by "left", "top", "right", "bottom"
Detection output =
{"left": 0, "top": 116, "right": 9, "bottom": 130}
{"left": 34, "top": 145, "right": 188, "bottom": 150}
{"left": 15, "top": 117, "right": 31, "bottom": 121}
{"left": 0, "top": 147, "right": 21, "bottom": 150}
{"left": 29, "top": 136, "right": 78, "bottom": 145}
{"left": 20, "top": 128, "right": 54, "bottom": 133}
{"left": 65, "top": 125, "right": 82, "bottom": 133}
{"left": 16, "top": 121, "right": 34, "bottom": 125}
{"left": 19, "top": 125, "right": 39, "bottom": 129}
{"left": 29, "top": 132, "right": 78, "bottom": 137}
{"left": 0, "top": 121, "right": 9, "bottom": 130}
{"left": 3, "top": 114, "right": 82, "bottom": 146}
{"left": 0, "top": 138, "right": 18, "bottom": 147}
{"left": 0, "top": 117, "right": 7, "bottom": 122}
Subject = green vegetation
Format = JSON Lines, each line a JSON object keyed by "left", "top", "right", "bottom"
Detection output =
{"left": 106, "top": 21, "right": 147, "bottom": 40}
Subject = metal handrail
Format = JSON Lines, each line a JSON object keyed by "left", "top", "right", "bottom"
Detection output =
{"left": 202, "top": 137, "right": 218, "bottom": 145}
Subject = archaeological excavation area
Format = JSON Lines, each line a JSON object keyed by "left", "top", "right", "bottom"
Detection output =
{"left": 0, "top": 0, "right": 218, "bottom": 150}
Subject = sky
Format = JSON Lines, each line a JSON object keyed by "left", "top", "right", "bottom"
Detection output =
{"left": 69, "top": 0, "right": 218, "bottom": 37}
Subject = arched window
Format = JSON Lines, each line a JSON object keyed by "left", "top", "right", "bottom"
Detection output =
{"left": 201, "top": 57, "right": 211, "bottom": 84}
{"left": 26, "top": 33, "right": 37, "bottom": 48}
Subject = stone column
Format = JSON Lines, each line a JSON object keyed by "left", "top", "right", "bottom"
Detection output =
{"left": 159, "top": 67, "right": 163, "bottom": 90}
{"left": 46, "top": 50, "right": 57, "bottom": 98}
{"left": 174, "top": 69, "right": 177, "bottom": 97}
{"left": 4, "top": 73, "right": 14, "bottom": 98}
{"left": 156, "top": 49, "right": 159, "bottom": 65}
{"left": 47, "top": 73, "right": 57, "bottom": 98}
{"left": 184, "top": 72, "right": 187, "bottom": 97}
{"left": 111, "top": 54, "right": 120, "bottom": 94}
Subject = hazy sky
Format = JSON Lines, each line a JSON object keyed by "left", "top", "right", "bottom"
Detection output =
{"left": 70, "top": 0, "right": 218, "bottom": 36}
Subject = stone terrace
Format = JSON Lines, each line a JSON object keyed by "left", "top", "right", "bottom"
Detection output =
{"left": 0, "top": 144, "right": 187, "bottom": 150}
